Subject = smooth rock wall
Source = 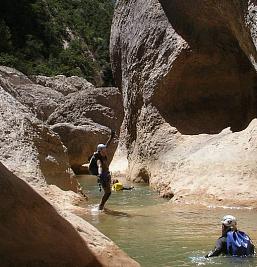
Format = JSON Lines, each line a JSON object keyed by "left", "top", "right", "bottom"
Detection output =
{"left": 110, "top": 0, "right": 257, "bottom": 206}
{"left": 0, "top": 161, "right": 140, "bottom": 267}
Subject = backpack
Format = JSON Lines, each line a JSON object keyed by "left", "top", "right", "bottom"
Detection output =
{"left": 226, "top": 231, "right": 254, "bottom": 256}
{"left": 88, "top": 153, "right": 100, "bottom": 175}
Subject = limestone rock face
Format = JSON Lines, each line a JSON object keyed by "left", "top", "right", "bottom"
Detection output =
{"left": 13, "top": 83, "right": 64, "bottom": 121}
{"left": 0, "top": 66, "right": 65, "bottom": 121}
{"left": 48, "top": 87, "right": 124, "bottom": 173}
{"left": 0, "top": 86, "right": 75, "bottom": 191}
{"left": 0, "top": 162, "right": 100, "bottom": 267}
{"left": 0, "top": 81, "right": 139, "bottom": 266}
{"left": 32, "top": 74, "right": 95, "bottom": 96}
{"left": 64, "top": 211, "right": 140, "bottom": 267}
{"left": 0, "top": 66, "right": 33, "bottom": 86}
{"left": 0, "top": 162, "right": 140, "bottom": 267}
{"left": 110, "top": 0, "right": 257, "bottom": 206}
{"left": 0, "top": 66, "right": 124, "bottom": 174}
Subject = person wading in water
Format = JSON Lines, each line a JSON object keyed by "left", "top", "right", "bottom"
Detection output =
{"left": 206, "top": 215, "right": 255, "bottom": 257}
{"left": 89, "top": 130, "right": 115, "bottom": 210}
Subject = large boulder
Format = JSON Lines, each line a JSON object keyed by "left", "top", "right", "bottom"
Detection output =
{"left": 48, "top": 87, "right": 124, "bottom": 174}
{"left": 0, "top": 66, "right": 33, "bottom": 86}
{"left": 13, "top": 83, "right": 64, "bottom": 121}
{"left": 0, "top": 86, "right": 75, "bottom": 191}
{"left": 0, "top": 162, "right": 100, "bottom": 267}
{"left": 0, "top": 162, "right": 139, "bottom": 267}
{"left": 31, "top": 74, "right": 95, "bottom": 96}
{"left": 0, "top": 66, "right": 65, "bottom": 121}
{"left": 0, "top": 66, "right": 124, "bottom": 174}
{"left": 110, "top": 0, "right": 257, "bottom": 206}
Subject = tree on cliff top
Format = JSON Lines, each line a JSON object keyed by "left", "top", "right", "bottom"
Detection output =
{"left": 0, "top": 0, "right": 114, "bottom": 86}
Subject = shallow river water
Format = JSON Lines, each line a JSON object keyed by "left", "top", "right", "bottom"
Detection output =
{"left": 78, "top": 175, "right": 257, "bottom": 267}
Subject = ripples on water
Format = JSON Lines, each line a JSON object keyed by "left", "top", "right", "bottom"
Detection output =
{"left": 78, "top": 175, "right": 257, "bottom": 267}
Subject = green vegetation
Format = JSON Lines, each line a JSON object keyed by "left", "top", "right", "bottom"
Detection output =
{"left": 0, "top": 0, "right": 114, "bottom": 85}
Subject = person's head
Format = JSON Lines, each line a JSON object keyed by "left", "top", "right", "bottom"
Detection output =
{"left": 221, "top": 215, "right": 237, "bottom": 235}
{"left": 97, "top": 144, "right": 107, "bottom": 156}
{"left": 112, "top": 179, "right": 119, "bottom": 184}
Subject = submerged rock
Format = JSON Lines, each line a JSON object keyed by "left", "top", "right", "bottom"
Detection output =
{"left": 110, "top": 0, "right": 257, "bottom": 206}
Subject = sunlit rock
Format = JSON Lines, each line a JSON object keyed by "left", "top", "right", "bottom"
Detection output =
{"left": 0, "top": 86, "right": 75, "bottom": 191}
{"left": 32, "top": 74, "right": 94, "bottom": 96}
{"left": 110, "top": 0, "right": 257, "bottom": 206}
{"left": 0, "top": 66, "right": 64, "bottom": 121}
{"left": 0, "top": 162, "right": 139, "bottom": 267}
{"left": 48, "top": 87, "right": 124, "bottom": 174}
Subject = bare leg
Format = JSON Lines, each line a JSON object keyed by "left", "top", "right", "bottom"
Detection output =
{"left": 99, "top": 190, "right": 111, "bottom": 210}
{"left": 98, "top": 173, "right": 111, "bottom": 210}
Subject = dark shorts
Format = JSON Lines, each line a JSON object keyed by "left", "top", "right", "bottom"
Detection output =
{"left": 99, "top": 172, "right": 111, "bottom": 192}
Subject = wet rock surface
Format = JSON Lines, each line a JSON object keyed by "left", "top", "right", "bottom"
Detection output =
{"left": 110, "top": 0, "right": 257, "bottom": 206}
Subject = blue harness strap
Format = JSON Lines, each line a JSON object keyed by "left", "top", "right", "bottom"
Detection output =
{"left": 226, "top": 231, "right": 252, "bottom": 256}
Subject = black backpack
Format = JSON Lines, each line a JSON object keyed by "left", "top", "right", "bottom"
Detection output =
{"left": 88, "top": 153, "right": 99, "bottom": 175}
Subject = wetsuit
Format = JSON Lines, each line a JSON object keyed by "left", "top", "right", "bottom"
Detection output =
{"left": 206, "top": 231, "right": 255, "bottom": 257}
{"left": 206, "top": 236, "right": 227, "bottom": 257}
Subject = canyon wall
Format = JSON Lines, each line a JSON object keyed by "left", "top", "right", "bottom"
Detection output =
{"left": 0, "top": 162, "right": 139, "bottom": 267}
{"left": 110, "top": 0, "right": 257, "bottom": 206}
{"left": 0, "top": 162, "right": 100, "bottom": 267}
{"left": 0, "top": 72, "right": 74, "bottom": 191}
{"left": 0, "top": 66, "right": 124, "bottom": 175}
{"left": 0, "top": 66, "right": 137, "bottom": 266}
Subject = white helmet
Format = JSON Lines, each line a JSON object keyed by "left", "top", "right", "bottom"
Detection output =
{"left": 221, "top": 215, "right": 237, "bottom": 227}
{"left": 97, "top": 144, "right": 107, "bottom": 151}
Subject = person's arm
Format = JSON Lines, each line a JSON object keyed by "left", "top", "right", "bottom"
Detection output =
{"left": 249, "top": 238, "right": 255, "bottom": 255}
{"left": 97, "top": 159, "right": 103, "bottom": 177}
{"left": 205, "top": 237, "right": 226, "bottom": 257}
{"left": 105, "top": 129, "right": 115, "bottom": 148}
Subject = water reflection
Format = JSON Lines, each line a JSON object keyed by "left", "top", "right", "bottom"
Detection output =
{"left": 78, "top": 175, "right": 257, "bottom": 267}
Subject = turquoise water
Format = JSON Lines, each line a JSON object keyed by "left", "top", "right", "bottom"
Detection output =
{"left": 78, "top": 175, "right": 257, "bottom": 267}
